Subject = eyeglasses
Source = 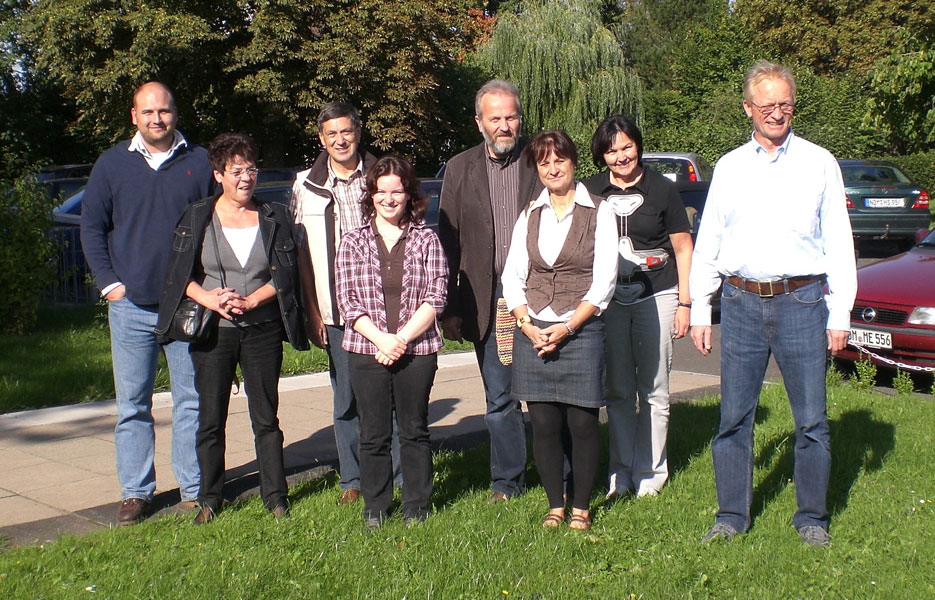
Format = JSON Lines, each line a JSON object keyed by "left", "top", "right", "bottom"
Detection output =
{"left": 748, "top": 100, "right": 795, "bottom": 116}
{"left": 372, "top": 191, "right": 408, "bottom": 201}
{"left": 227, "top": 167, "right": 259, "bottom": 179}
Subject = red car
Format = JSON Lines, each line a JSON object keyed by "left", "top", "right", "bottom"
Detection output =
{"left": 837, "top": 229, "right": 935, "bottom": 370}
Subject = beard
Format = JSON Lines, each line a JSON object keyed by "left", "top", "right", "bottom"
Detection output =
{"left": 482, "top": 128, "right": 518, "bottom": 157}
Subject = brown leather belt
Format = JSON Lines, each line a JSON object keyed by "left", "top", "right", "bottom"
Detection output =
{"left": 725, "top": 275, "right": 824, "bottom": 298}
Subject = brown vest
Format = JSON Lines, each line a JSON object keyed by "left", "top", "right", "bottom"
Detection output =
{"left": 525, "top": 199, "right": 600, "bottom": 315}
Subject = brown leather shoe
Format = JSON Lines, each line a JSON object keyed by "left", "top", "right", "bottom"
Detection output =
{"left": 179, "top": 500, "right": 199, "bottom": 510}
{"left": 116, "top": 498, "right": 152, "bottom": 525}
{"left": 193, "top": 505, "right": 215, "bottom": 525}
{"left": 271, "top": 503, "right": 290, "bottom": 519}
{"left": 339, "top": 489, "right": 360, "bottom": 505}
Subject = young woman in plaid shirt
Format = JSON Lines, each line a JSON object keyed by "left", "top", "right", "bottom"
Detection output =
{"left": 335, "top": 155, "right": 448, "bottom": 529}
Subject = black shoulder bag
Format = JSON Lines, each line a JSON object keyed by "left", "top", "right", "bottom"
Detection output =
{"left": 167, "top": 218, "right": 226, "bottom": 344}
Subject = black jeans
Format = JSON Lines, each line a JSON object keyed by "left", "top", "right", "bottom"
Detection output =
{"left": 190, "top": 320, "right": 287, "bottom": 511}
{"left": 349, "top": 352, "right": 437, "bottom": 521}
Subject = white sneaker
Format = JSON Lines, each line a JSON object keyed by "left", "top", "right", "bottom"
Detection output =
{"left": 636, "top": 487, "right": 659, "bottom": 498}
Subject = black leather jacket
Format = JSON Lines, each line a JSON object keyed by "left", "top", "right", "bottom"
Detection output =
{"left": 155, "top": 195, "right": 310, "bottom": 351}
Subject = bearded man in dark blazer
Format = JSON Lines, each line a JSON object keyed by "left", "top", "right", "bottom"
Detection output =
{"left": 438, "top": 79, "right": 543, "bottom": 501}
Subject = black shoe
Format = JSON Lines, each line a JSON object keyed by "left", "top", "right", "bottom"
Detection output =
{"left": 271, "top": 503, "right": 290, "bottom": 519}
{"left": 404, "top": 514, "right": 428, "bottom": 528}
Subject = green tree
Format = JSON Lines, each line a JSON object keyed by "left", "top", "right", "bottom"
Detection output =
{"left": 18, "top": 0, "right": 486, "bottom": 171}
{"left": 0, "top": 175, "right": 59, "bottom": 334}
{"left": 1, "top": 1, "right": 85, "bottom": 176}
{"left": 640, "top": 8, "right": 754, "bottom": 162}
{"left": 867, "top": 29, "right": 935, "bottom": 154}
{"left": 735, "top": 0, "right": 934, "bottom": 75}
{"left": 20, "top": 0, "right": 241, "bottom": 152}
{"left": 472, "top": 0, "right": 643, "bottom": 174}
{"left": 233, "top": 0, "right": 484, "bottom": 170}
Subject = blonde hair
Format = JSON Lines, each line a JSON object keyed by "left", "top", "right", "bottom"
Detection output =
{"left": 743, "top": 60, "right": 796, "bottom": 103}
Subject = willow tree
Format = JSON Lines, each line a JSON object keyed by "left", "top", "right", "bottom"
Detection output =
{"left": 473, "top": 0, "right": 642, "bottom": 172}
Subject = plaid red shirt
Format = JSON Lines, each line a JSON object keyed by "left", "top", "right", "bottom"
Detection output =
{"left": 336, "top": 221, "right": 448, "bottom": 355}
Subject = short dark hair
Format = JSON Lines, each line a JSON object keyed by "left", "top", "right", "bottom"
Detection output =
{"left": 590, "top": 115, "right": 643, "bottom": 167}
{"left": 317, "top": 102, "right": 361, "bottom": 130}
{"left": 207, "top": 132, "right": 258, "bottom": 173}
{"left": 524, "top": 130, "right": 578, "bottom": 169}
{"left": 361, "top": 155, "right": 427, "bottom": 225}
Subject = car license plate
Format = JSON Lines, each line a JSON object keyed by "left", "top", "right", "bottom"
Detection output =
{"left": 865, "top": 197, "right": 905, "bottom": 208}
{"left": 849, "top": 327, "right": 892, "bottom": 349}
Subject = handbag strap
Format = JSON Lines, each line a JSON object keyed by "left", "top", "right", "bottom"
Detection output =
{"left": 209, "top": 214, "right": 227, "bottom": 289}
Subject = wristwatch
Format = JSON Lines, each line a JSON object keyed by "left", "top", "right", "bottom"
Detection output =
{"left": 516, "top": 315, "right": 532, "bottom": 328}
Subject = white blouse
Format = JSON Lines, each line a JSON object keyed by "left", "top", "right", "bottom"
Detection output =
{"left": 502, "top": 182, "right": 618, "bottom": 322}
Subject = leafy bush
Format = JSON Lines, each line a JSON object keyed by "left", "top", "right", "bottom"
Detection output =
{"left": 854, "top": 354, "right": 877, "bottom": 391}
{"left": 892, "top": 369, "right": 915, "bottom": 396}
{"left": 881, "top": 151, "right": 935, "bottom": 198}
{"left": 0, "top": 175, "right": 59, "bottom": 334}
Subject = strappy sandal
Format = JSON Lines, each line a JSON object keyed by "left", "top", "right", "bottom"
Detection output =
{"left": 542, "top": 512, "right": 564, "bottom": 528}
{"left": 569, "top": 514, "right": 591, "bottom": 531}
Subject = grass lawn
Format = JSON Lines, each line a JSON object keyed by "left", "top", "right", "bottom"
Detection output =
{"left": 0, "top": 304, "right": 473, "bottom": 414}
{"left": 0, "top": 380, "right": 932, "bottom": 598}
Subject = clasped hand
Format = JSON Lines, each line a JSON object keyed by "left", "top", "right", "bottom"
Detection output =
{"left": 523, "top": 323, "right": 569, "bottom": 357}
{"left": 201, "top": 287, "right": 250, "bottom": 320}
{"left": 374, "top": 332, "right": 407, "bottom": 366}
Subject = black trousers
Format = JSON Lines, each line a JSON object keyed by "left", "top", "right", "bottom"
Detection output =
{"left": 190, "top": 320, "right": 287, "bottom": 511}
{"left": 349, "top": 352, "right": 437, "bottom": 521}
{"left": 527, "top": 402, "right": 600, "bottom": 511}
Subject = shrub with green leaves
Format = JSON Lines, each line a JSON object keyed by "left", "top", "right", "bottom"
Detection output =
{"left": 0, "top": 175, "right": 58, "bottom": 334}
{"left": 893, "top": 369, "right": 915, "bottom": 396}
{"left": 854, "top": 354, "right": 878, "bottom": 391}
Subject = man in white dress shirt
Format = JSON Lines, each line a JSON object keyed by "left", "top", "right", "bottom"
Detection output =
{"left": 689, "top": 60, "right": 857, "bottom": 547}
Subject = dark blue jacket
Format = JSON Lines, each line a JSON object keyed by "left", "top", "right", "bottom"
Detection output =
{"left": 80, "top": 140, "right": 216, "bottom": 305}
{"left": 154, "top": 196, "right": 310, "bottom": 351}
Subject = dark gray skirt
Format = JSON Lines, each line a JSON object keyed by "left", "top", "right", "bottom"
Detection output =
{"left": 512, "top": 316, "right": 605, "bottom": 408}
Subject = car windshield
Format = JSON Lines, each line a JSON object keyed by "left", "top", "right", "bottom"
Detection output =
{"left": 840, "top": 165, "right": 912, "bottom": 185}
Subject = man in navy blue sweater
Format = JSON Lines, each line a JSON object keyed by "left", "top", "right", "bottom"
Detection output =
{"left": 81, "top": 82, "right": 215, "bottom": 525}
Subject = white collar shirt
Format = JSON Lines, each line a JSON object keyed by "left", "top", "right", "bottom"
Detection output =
{"left": 689, "top": 131, "right": 857, "bottom": 330}
{"left": 502, "top": 182, "right": 618, "bottom": 321}
{"left": 128, "top": 130, "right": 187, "bottom": 171}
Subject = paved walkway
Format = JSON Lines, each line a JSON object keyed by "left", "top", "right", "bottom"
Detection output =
{"left": 0, "top": 352, "right": 719, "bottom": 548}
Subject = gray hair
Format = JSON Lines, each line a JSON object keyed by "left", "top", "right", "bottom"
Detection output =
{"left": 743, "top": 60, "right": 797, "bottom": 103}
{"left": 474, "top": 79, "right": 523, "bottom": 118}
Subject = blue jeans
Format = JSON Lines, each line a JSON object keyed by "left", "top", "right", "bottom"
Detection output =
{"left": 326, "top": 325, "right": 401, "bottom": 491}
{"left": 714, "top": 281, "right": 830, "bottom": 532}
{"left": 108, "top": 298, "right": 200, "bottom": 502}
{"left": 474, "top": 291, "right": 527, "bottom": 497}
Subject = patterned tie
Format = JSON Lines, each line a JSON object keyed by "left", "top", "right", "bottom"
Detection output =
{"left": 495, "top": 297, "right": 513, "bottom": 366}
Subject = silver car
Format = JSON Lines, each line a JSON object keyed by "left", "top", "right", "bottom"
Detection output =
{"left": 642, "top": 152, "right": 713, "bottom": 182}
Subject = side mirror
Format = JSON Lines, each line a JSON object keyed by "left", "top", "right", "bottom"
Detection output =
{"left": 914, "top": 228, "right": 930, "bottom": 245}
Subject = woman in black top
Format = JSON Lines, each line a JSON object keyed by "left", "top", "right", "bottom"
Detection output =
{"left": 583, "top": 116, "right": 693, "bottom": 499}
{"left": 156, "top": 132, "right": 309, "bottom": 523}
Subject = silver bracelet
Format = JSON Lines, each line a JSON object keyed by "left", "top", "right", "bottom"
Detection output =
{"left": 563, "top": 321, "right": 575, "bottom": 336}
